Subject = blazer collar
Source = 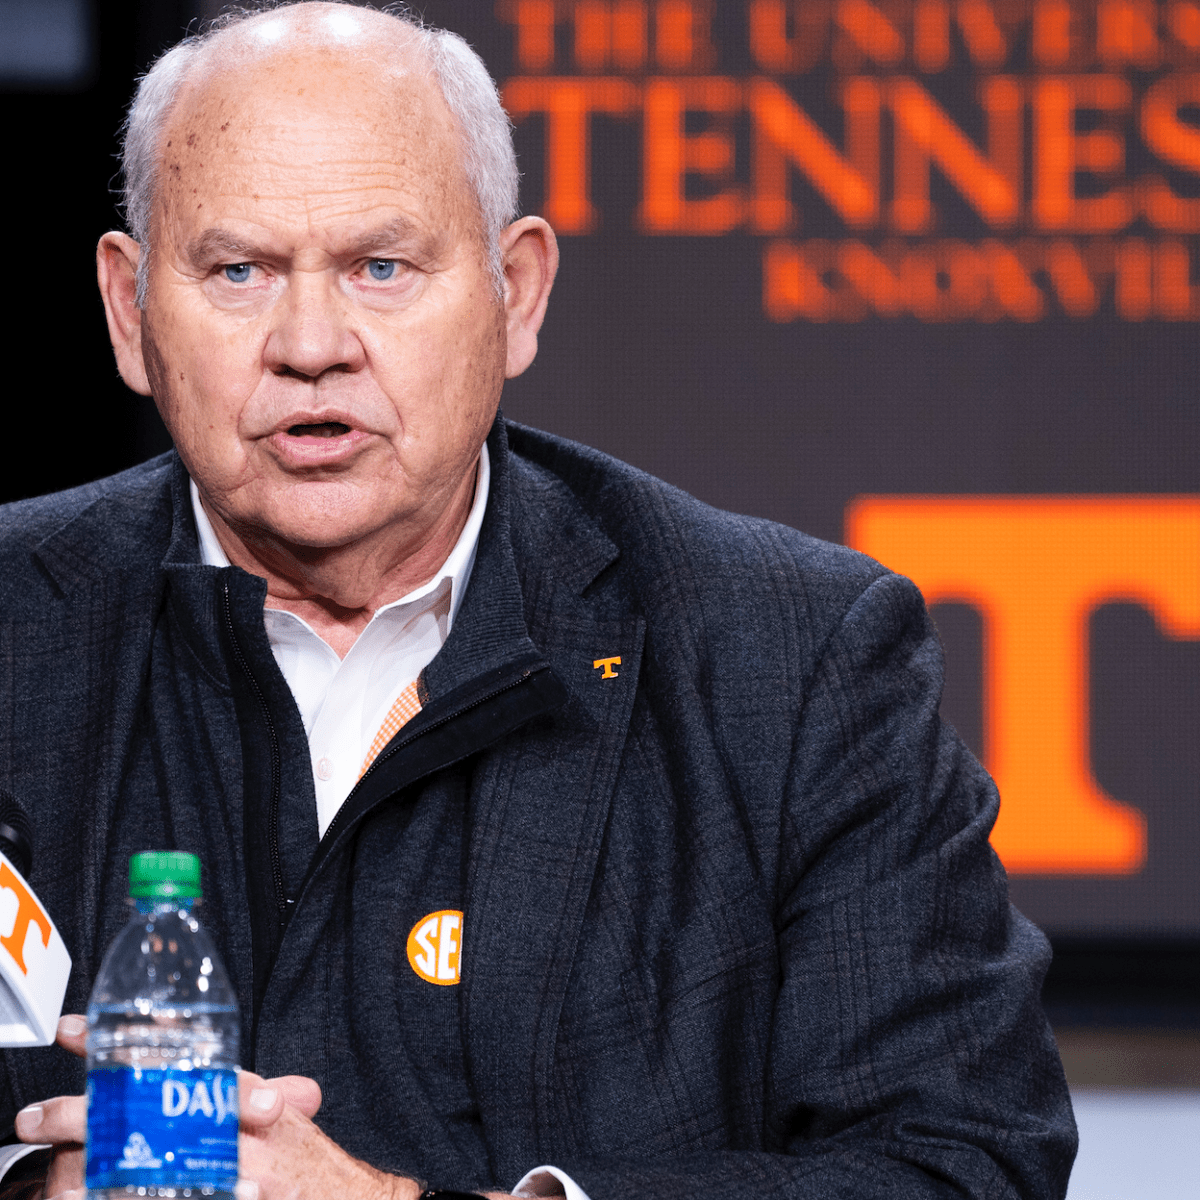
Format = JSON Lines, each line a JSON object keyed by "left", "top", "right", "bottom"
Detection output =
{"left": 421, "top": 415, "right": 620, "bottom": 698}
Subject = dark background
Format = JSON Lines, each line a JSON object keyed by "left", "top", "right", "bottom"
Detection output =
{"left": 2, "top": 0, "right": 1196, "bottom": 1026}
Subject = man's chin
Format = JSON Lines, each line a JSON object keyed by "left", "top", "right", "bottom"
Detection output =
{"left": 222, "top": 488, "right": 411, "bottom": 559}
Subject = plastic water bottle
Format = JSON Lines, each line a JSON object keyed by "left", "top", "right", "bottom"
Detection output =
{"left": 86, "top": 851, "right": 240, "bottom": 1199}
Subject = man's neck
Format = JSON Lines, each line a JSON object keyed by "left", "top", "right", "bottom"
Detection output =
{"left": 257, "top": 528, "right": 467, "bottom": 658}
{"left": 194, "top": 459, "right": 484, "bottom": 659}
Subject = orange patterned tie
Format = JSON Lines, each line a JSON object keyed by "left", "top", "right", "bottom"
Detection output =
{"left": 358, "top": 680, "right": 423, "bottom": 778}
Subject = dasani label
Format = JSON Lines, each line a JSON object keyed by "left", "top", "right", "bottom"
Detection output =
{"left": 86, "top": 1066, "right": 238, "bottom": 1191}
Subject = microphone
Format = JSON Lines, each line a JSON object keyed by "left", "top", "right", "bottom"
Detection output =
{"left": 0, "top": 790, "right": 71, "bottom": 1046}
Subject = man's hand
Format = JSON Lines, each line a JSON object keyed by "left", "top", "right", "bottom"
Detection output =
{"left": 237, "top": 1075, "right": 532, "bottom": 1200}
{"left": 236, "top": 1068, "right": 413, "bottom": 1200}
{"left": 13, "top": 1016, "right": 540, "bottom": 1200}
{"left": 13, "top": 1014, "right": 87, "bottom": 1199}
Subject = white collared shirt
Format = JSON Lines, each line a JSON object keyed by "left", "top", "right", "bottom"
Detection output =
{"left": 191, "top": 445, "right": 490, "bottom": 836}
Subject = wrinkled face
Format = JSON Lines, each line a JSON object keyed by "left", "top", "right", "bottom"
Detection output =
{"left": 140, "top": 37, "right": 506, "bottom": 553}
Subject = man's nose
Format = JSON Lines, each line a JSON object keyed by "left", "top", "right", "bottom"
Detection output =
{"left": 264, "top": 272, "right": 365, "bottom": 380}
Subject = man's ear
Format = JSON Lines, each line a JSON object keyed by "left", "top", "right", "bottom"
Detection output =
{"left": 96, "top": 232, "right": 152, "bottom": 396}
{"left": 500, "top": 216, "right": 559, "bottom": 379}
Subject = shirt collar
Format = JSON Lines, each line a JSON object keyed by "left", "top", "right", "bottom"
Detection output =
{"left": 189, "top": 441, "right": 490, "bottom": 632}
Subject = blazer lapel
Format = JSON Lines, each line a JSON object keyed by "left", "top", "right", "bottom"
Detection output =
{"left": 460, "top": 430, "right": 646, "bottom": 1182}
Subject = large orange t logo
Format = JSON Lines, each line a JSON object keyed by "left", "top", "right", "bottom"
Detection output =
{"left": 846, "top": 498, "right": 1200, "bottom": 874}
{"left": 0, "top": 862, "right": 52, "bottom": 974}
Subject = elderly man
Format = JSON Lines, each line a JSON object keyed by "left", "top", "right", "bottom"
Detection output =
{"left": 0, "top": 3, "right": 1074, "bottom": 1199}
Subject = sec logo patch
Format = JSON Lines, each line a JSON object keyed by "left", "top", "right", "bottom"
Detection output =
{"left": 406, "top": 910, "right": 463, "bottom": 985}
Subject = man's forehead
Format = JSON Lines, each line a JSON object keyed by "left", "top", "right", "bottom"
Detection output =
{"left": 172, "top": 15, "right": 431, "bottom": 125}
{"left": 159, "top": 4, "right": 453, "bottom": 164}
{"left": 167, "top": 59, "right": 439, "bottom": 150}
{"left": 153, "top": 18, "right": 464, "bottom": 213}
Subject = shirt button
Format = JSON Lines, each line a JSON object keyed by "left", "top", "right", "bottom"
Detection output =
{"left": 315, "top": 757, "right": 334, "bottom": 781}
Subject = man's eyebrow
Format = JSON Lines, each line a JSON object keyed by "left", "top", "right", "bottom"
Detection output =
{"left": 345, "top": 217, "right": 430, "bottom": 259}
{"left": 185, "top": 218, "right": 433, "bottom": 266}
{"left": 186, "top": 229, "right": 264, "bottom": 265}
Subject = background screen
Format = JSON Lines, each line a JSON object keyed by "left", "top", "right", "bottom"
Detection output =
{"left": 5, "top": 0, "right": 1198, "bottom": 942}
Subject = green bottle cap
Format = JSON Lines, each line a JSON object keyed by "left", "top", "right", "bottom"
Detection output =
{"left": 128, "top": 851, "right": 202, "bottom": 899}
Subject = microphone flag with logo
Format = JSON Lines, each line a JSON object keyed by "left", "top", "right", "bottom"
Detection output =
{"left": 0, "top": 789, "right": 71, "bottom": 1046}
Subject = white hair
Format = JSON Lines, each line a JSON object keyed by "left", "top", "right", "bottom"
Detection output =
{"left": 121, "top": 1, "right": 519, "bottom": 303}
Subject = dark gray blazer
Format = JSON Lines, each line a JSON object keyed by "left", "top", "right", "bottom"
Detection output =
{"left": 0, "top": 419, "right": 1075, "bottom": 1198}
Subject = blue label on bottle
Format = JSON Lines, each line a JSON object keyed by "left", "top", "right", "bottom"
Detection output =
{"left": 86, "top": 1066, "right": 238, "bottom": 1191}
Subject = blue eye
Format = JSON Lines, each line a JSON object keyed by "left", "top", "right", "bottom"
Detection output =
{"left": 367, "top": 260, "right": 396, "bottom": 281}
{"left": 224, "top": 263, "right": 252, "bottom": 283}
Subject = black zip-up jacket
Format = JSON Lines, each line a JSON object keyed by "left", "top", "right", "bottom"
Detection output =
{"left": 0, "top": 418, "right": 1075, "bottom": 1198}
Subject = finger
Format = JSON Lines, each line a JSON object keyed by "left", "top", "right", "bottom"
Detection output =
{"left": 238, "top": 1072, "right": 284, "bottom": 1129}
{"left": 55, "top": 1015, "right": 87, "bottom": 1059}
{"left": 272, "top": 1075, "right": 321, "bottom": 1118}
{"left": 14, "top": 1095, "right": 86, "bottom": 1145}
{"left": 45, "top": 1191, "right": 85, "bottom": 1200}
{"left": 45, "top": 1145, "right": 84, "bottom": 1197}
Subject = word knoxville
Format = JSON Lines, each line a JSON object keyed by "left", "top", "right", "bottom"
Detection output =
{"left": 764, "top": 234, "right": 1200, "bottom": 319}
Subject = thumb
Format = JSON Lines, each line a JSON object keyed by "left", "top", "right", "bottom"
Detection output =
{"left": 238, "top": 1073, "right": 284, "bottom": 1129}
{"left": 273, "top": 1074, "right": 322, "bottom": 1119}
{"left": 56, "top": 1015, "right": 87, "bottom": 1059}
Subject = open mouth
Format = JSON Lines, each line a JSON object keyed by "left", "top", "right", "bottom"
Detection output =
{"left": 287, "top": 422, "right": 352, "bottom": 438}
